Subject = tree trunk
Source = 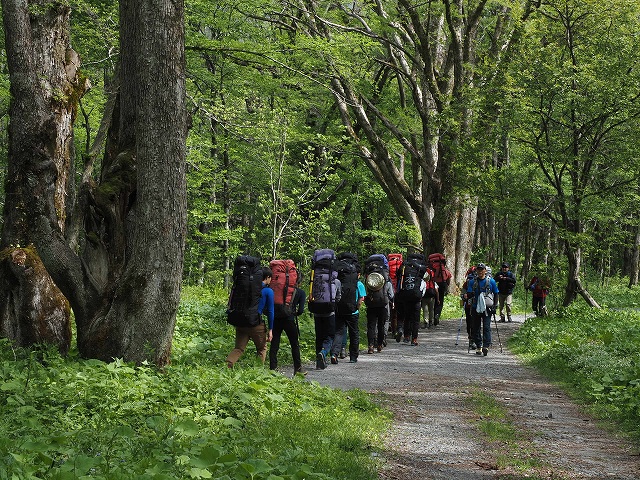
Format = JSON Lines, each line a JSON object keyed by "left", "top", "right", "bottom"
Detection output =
{"left": 628, "top": 223, "right": 640, "bottom": 288}
{"left": 78, "top": 0, "right": 187, "bottom": 364}
{"left": 564, "top": 243, "right": 600, "bottom": 308}
{"left": 0, "top": 0, "right": 187, "bottom": 366}
{"left": 0, "top": 0, "right": 86, "bottom": 353}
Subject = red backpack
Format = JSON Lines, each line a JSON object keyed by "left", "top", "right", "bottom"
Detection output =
{"left": 388, "top": 253, "right": 403, "bottom": 292}
{"left": 269, "top": 259, "right": 299, "bottom": 317}
{"left": 428, "top": 253, "right": 452, "bottom": 283}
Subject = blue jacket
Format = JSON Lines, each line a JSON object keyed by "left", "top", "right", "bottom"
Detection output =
{"left": 258, "top": 284, "right": 275, "bottom": 329}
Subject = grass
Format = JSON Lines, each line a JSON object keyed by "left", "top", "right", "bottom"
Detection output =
{"left": 508, "top": 277, "right": 640, "bottom": 441}
{"left": 0, "top": 285, "right": 391, "bottom": 480}
{"left": 466, "top": 391, "right": 550, "bottom": 478}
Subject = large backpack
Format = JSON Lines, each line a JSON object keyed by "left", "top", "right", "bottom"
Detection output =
{"left": 269, "top": 259, "right": 299, "bottom": 318}
{"left": 335, "top": 252, "right": 360, "bottom": 315}
{"left": 428, "top": 253, "right": 452, "bottom": 284}
{"left": 473, "top": 277, "right": 495, "bottom": 311}
{"left": 364, "top": 254, "right": 390, "bottom": 307}
{"left": 388, "top": 253, "right": 403, "bottom": 293}
{"left": 227, "top": 255, "right": 264, "bottom": 327}
{"left": 397, "top": 258, "right": 427, "bottom": 302}
{"left": 308, "top": 249, "right": 338, "bottom": 314}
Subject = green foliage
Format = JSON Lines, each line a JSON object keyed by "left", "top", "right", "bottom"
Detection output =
{"left": 0, "top": 288, "right": 389, "bottom": 479}
{"left": 509, "top": 300, "right": 640, "bottom": 438}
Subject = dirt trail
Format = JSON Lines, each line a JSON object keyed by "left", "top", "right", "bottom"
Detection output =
{"left": 304, "top": 315, "right": 640, "bottom": 479}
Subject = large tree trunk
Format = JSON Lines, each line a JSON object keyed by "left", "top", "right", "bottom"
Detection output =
{"left": 0, "top": 0, "right": 87, "bottom": 353}
{"left": 0, "top": 0, "right": 187, "bottom": 365}
{"left": 78, "top": 0, "right": 187, "bottom": 364}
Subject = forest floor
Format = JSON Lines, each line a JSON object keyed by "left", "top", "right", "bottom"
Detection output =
{"left": 304, "top": 313, "right": 640, "bottom": 479}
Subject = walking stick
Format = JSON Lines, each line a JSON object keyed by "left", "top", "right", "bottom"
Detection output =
{"left": 455, "top": 315, "right": 464, "bottom": 346}
{"left": 492, "top": 311, "right": 503, "bottom": 353}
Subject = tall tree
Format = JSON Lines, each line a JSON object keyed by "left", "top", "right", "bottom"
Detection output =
{"left": 264, "top": 0, "right": 539, "bottom": 283}
{"left": 0, "top": 0, "right": 187, "bottom": 365}
{"left": 511, "top": 0, "right": 640, "bottom": 306}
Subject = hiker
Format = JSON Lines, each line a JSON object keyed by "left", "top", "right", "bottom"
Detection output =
{"left": 364, "top": 254, "right": 394, "bottom": 353}
{"left": 528, "top": 275, "right": 550, "bottom": 316}
{"left": 269, "top": 267, "right": 307, "bottom": 376}
{"left": 465, "top": 263, "right": 499, "bottom": 356}
{"left": 226, "top": 265, "right": 274, "bottom": 368}
{"left": 495, "top": 262, "right": 517, "bottom": 322}
{"left": 395, "top": 253, "right": 427, "bottom": 346}
{"left": 420, "top": 263, "right": 437, "bottom": 329}
{"left": 428, "top": 253, "right": 452, "bottom": 325}
{"left": 308, "top": 249, "right": 341, "bottom": 370}
{"left": 388, "top": 253, "right": 403, "bottom": 335}
{"left": 331, "top": 253, "right": 366, "bottom": 363}
{"left": 460, "top": 265, "right": 476, "bottom": 349}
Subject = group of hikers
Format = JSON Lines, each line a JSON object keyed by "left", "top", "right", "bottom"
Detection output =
{"left": 225, "top": 251, "right": 550, "bottom": 375}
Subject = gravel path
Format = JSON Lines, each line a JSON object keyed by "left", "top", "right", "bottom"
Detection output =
{"left": 304, "top": 314, "right": 640, "bottom": 479}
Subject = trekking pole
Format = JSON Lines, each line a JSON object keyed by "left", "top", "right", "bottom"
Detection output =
{"left": 492, "top": 311, "right": 503, "bottom": 353}
{"left": 455, "top": 315, "right": 464, "bottom": 346}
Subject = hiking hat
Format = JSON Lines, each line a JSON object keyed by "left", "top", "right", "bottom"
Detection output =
{"left": 365, "top": 272, "right": 385, "bottom": 291}
{"left": 476, "top": 262, "right": 486, "bottom": 270}
{"left": 501, "top": 262, "right": 510, "bottom": 268}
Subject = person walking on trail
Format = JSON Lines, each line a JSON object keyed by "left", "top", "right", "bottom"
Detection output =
{"left": 461, "top": 265, "right": 476, "bottom": 350}
{"left": 364, "top": 254, "right": 393, "bottom": 354}
{"left": 308, "top": 249, "right": 341, "bottom": 370}
{"left": 395, "top": 254, "right": 427, "bottom": 346}
{"left": 428, "top": 253, "right": 452, "bottom": 326}
{"left": 528, "top": 275, "right": 550, "bottom": 316}
{"left": 465, "top": 263, "right": 499, "bottom": 356}
{"left": 495, "top": 262, "right": 516, "bottom": 322}
{"left": 269, "top": 281, "right": 307, "bottom": 376}
{"left": 226, "top": 266, "right": 274, "bottom": 368}
{"left": 333, "top": 274, "right": 366, "bottom": 363}
{"left": 420, "top": 265, "right": 438, "bottom": 329}
{"left": 331, "top": 253, "right": 366, "bottom": 364}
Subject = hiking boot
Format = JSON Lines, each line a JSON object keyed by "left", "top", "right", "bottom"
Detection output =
{"left": 395, "top": 331, "right": 403, "bottom": 343}
{"left": 403, "top": 337, "right": 410, "bottom": 343}
{"left": 507, "top": 316, "right": 513, "bottom": 322}
{"left": 295, "top": 367, "right": 308, "bottom": 376}
{"left": 421, "top": 322, "right": 427, "bottom": 329}
{"left": 482, "top": 347, "right": 488, "bottom": 356}
{"left": 330, "top": 354, "right": 338, "bottom": 364}
{"left": 316, "top": 352, "right": 327, "bottom": 370}
{"left": 427, "top": 321, "right": 433, "bottom": 329}
{"left": 339, "top": 348, "right": 347, "bottom": 359}
{"left": 382, "top": 339, "right": 388, "bottom": 347}
{"left": 349, "top": 357, "right": 358, "bottom": 363}
{"left": 411, "top": 338, "right": 419, "bottom": 346}
{"left": 469, "top": 341, "right": 476, "bottom": 350}
{"left": 367, "top": 346, "right": 374, "bottom": 354}
{"left": 475, "top": 348, "right": 482, "bottom": 355}
{"left": 500, "top": 315, "right": 506, "bottom": 323}
{"left": 377, "top": 345, "right": 382, "bottom": 353}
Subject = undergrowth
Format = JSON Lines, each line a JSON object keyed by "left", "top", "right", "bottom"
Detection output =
{"left": 509, "top": 300, "right": 640, "bottom": 440}
{"left": 0, "top": 285, "right": 390, "bottom": 479}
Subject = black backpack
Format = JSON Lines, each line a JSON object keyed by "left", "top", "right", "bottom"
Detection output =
{"left": 397, "top": 258, "right": 427, "bottom": 303}
{"left": 335, "top": 252, "right": 360, "bottom": 315}
{"left": 364, "top": 255, "right": 390, "bottom": 307}
{"left": 227, "top": 255, "right": 263, "bottom": 327}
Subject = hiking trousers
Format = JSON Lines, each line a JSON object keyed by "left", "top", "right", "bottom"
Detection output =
{"left": 269, "top": 315, "right": 302, "bottom": 372}
{"left": 226, "top": 323, "right": 267, "bottom": 366}
{"left": 333, "top": 312, "right": 360, "bottom": 359}
{"left": 366, "top": 305, "right": 388, "bottom": 347}
{"left": 314, "top": 313, "right": 336, "bottom": 355}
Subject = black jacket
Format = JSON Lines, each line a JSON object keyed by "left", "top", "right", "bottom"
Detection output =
{"left": 495, "top": 271, "right": 516, "bottom": 295}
